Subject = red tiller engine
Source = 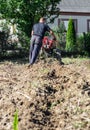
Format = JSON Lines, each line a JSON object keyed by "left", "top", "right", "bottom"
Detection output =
{"left": 42, "top": 36, "right": 55, "bottom": 50}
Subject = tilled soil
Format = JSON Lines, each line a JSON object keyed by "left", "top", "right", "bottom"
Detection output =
{"left": 0, "top": 58, "right": 90, "bottom": 130}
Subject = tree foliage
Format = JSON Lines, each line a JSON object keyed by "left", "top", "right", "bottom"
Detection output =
{"left": 65, "top": 18, "right": 76, "bottom": 52}
{"left": 0, "top": 0, "right": 61, "bottom": 37}
{"left": 53, "top": 21, "right": 66, "bottom": 50}
{"left": 76, "top": 32, "right": 90, "bottom": 56}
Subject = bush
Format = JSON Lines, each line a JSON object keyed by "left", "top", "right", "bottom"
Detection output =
{"left": 84, "top": 32, "right": 90, "bottom": 56}
{"left": 76, "top": 34, "right": 84, "bottom": 52}
{"left": 53, "top": 21, "right": 66, "bottom": 50}
{"left": 18, "top": 31, "right": 30, "bottom": 51}
{"left": 76, "top": 32, "right": 90, "bottom": 56}
{"left": 0, "top": 21, "right": 10, "bottom": 52}
{"left": 66, "top": 18, "right": 76, "bottom": 52}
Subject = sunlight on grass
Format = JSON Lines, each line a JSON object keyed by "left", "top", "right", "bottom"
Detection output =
{"left": 62, "top": 57, "right": 90, "bottom": 64}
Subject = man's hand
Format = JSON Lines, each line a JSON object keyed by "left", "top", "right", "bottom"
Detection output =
{"left": 53, "top": 37, "right": 56, "bottom": 41}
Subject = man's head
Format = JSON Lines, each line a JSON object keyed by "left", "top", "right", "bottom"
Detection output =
{"left": 39, "top": 17, "right": 46, "bottom": 23}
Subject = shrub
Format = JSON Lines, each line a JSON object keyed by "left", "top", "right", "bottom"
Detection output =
{"left": 84, "top": 32, "right": 90, "bottom": 56}
{"left": 53, "top": 21, "right": 66, "bottom": 50}
{"left": 76, "top": 32, "right": 90, "bottom": 56}
{"left": 0, "top": 21, "right": 10, "bottom": 52}
{"left": 18, "top": 31, "right": 30, "bottom": 51}
{"left": 66, "top": 18, "right": 76, "bottom": 52}
{"left": 76, "top": 34, "right": 84, "bottom": 53}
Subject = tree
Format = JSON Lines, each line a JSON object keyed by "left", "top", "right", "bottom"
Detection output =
{"left": 0, "top": 0, "right": 61, "bottom": 37}
{"left": 65, "top": 18, "right": 76, "bottom": 52}
{"left": 53, "top": 21, "right": 66, "bottom": 50}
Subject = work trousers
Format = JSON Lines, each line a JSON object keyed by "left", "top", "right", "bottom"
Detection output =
{"left": 29, "top": 35, "right": 42, "bottom": 65}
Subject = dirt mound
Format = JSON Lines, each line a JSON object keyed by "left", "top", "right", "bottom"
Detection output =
{"left": 0, "top": 58, "right": 90, "bottom": 130}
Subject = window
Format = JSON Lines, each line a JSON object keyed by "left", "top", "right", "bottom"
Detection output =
{"left": 87, "top": 20, "right": 90, "bottom": 32}
{"left": 58, "top": 19, "right": 77, "bottom": 33}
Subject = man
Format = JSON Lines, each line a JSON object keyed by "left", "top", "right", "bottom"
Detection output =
{"left": 28, "top": 17, "right": 56, "bottom": 67}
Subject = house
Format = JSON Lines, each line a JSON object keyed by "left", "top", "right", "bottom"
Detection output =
{"left": 53, "top": 0, "right": 90, "bottom": 35}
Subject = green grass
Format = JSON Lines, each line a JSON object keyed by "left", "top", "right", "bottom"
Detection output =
{"left": 62, "top": 57, "right": 90, "bottom": 64}
{"left": 13, "top": 110, "right": 18, "bottom": 130}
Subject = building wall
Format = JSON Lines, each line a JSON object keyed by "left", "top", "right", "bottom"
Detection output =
{"left": 59, "top": 15, "right": 90, "bottom": 34}
{"left": 49, "top": 14, "right": 90, "bottom": 35}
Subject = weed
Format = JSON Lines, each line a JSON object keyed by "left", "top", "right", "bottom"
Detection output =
{"left": 13, "top": 110, "right": 18, "bottom": 130}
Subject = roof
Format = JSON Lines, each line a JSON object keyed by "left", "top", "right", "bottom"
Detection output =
{"left": 59, "top": 0, "right": 90, "bottom": 13}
